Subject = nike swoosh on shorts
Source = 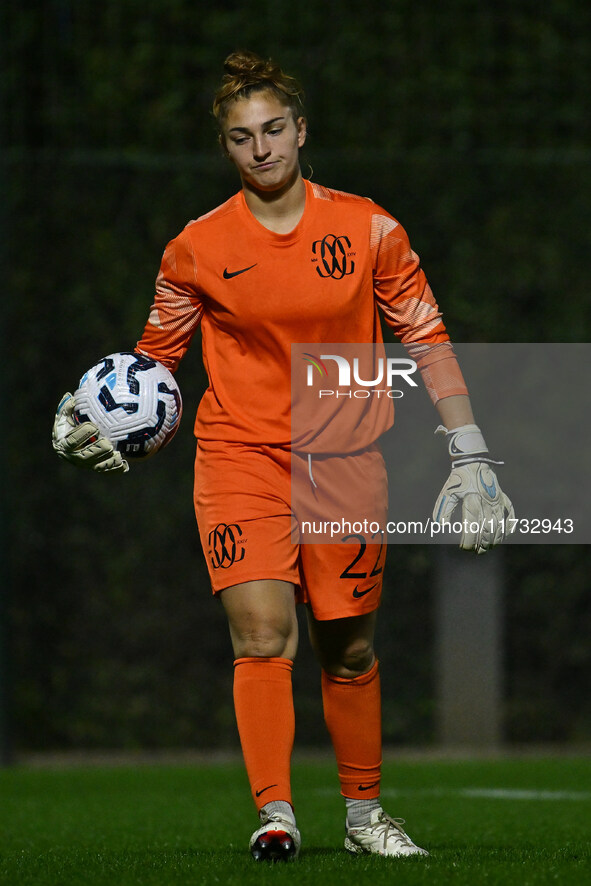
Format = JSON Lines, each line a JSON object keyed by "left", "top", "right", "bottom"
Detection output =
{"left": 352, "top": 582, "right": 378, "bottom": 598}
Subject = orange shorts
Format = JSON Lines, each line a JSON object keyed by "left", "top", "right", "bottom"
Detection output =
{"left": 193, "top": 440, "right": 388, "bottom": 620}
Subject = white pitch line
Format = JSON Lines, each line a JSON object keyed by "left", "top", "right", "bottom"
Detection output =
{"left": 313, "top": 787, "right": 591, "bottom": 801}
{"left": 459, "top": 788, "right": 591, "bottom": 801}
{"left": 380, "top": 788, "right": 591, "bottom": 801}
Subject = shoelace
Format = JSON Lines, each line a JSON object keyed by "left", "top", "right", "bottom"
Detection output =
{"left": 371, "top": 813, "right": 413, "bottom": 852}
{"left": 260, "top": 811, "right": 296, "bottom": 829}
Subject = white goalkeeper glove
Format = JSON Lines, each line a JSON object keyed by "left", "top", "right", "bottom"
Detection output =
{"left": 432, "top": 423, "right": 514, "bottom": 554}
{"left": 52, "top": 392, "right": 129, "bottom": 474}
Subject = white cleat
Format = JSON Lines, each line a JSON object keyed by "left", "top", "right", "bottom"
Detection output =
{"left": 345, "top": 809, "right": 429, "bottom": 858}
{"left": 249, "top": 810, "right": 301, "bottom": 862}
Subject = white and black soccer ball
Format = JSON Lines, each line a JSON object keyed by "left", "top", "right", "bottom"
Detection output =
{"left": 74, "top": 351, "right": 183, "bottom": 459}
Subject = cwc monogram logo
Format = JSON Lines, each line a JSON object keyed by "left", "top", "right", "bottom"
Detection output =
{"left": 208, "top": 522, "right": 246, "bottom": 569}
{"left": 312, "top": 234, "right": 355, "bottom": 279}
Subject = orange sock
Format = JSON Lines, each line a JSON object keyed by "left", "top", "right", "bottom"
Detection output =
{"left": 233, "top": 657, "right": 295, "bottom": 811}
{"left": 321, "top": 659, "right": 382, "bottom": 800}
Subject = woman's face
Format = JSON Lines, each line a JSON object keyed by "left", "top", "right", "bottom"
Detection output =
{"left": 221, "top": 91, "right": 307, "bottom": 194}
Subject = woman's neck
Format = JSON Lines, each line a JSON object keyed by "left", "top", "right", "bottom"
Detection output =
{"left": 242, "top": 172, "right": 306, "bottom": 234}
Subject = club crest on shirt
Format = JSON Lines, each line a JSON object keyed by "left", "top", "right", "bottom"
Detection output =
{"left": 311, "top": 234, "right": 356, "bottom": 279}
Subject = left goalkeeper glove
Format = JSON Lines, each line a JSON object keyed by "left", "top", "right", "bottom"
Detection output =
{"left": 432, "top": 423, "right": 514, "bottom": 554}
{"left": 52, "top": 392, "right": 129, "bottom": 474}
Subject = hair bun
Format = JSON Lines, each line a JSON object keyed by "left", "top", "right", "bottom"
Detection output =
{"left": 224, "top": 50, "right": 271, "bottom": 78}
{"left": 213, "top": 50, "right": 305, "bottom": 126}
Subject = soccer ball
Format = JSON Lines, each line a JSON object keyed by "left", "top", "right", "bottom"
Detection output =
{"left": 73, "top": 351, "right": 183, "bottom": 459}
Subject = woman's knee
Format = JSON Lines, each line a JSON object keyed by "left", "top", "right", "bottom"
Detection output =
{"left": 221, "top": 580, "right": 299, "bottom": 660}
{"left": 231, "top": 622, "right": 296, "bottom": 659}
{"left": 323, "top": 636, "right": 375, "bottom": 678}
{"left": 308, "top": 610, "right": 377, "bottom": 678}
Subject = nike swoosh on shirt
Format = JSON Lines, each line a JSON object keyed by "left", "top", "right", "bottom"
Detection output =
{"left": 223, "top": 264, "right": 258, "bottom": 279}
{"left": 352, "top": 582, "right": 378, "bottom": 599}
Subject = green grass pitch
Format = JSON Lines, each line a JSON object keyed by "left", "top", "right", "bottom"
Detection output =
{"left": 0, "top": 755, "right": 589, "bottom": 885}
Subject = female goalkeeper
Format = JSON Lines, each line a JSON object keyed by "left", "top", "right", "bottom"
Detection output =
{"left": 52, "top": 49, "right": 513, "bottom": 861}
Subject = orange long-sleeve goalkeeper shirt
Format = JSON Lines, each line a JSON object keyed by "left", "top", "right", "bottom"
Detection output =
{"left": 136, "top": 179, "right": 467, "bottom": 447}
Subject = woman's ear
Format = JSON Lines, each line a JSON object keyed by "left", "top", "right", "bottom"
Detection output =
{"left": 297, "top": 116, "right": 307, "bottom": 149}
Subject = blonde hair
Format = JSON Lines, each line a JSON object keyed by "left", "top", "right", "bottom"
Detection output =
{"left": 213, "top": 50, "right": 305, "bottom": 130}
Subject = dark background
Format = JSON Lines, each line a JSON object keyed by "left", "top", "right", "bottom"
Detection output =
{"left": 2, "top": 0, "right": 590, "bottom": 752}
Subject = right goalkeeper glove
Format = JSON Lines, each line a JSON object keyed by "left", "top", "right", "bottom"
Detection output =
{"left": 432, "top": 424, "right": 514, "bottom": 553}
{"left": 52, "top": 392, "right": 129, "bottom": 474}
